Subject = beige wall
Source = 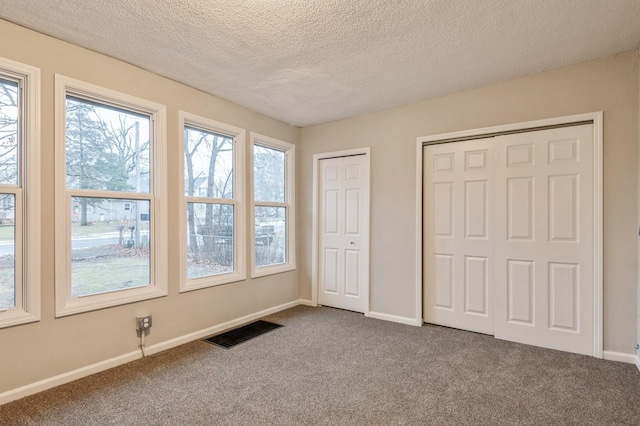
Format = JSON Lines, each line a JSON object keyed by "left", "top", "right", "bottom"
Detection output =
{"left": 300, "top": 51, "right": 639, "bottom": 355}
{"left": 0, "top": 20, "right": 300, "bottom": 394}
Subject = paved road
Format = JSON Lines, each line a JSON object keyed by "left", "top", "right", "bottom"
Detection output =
{"left": 0, "top": 230, "right": 280, "bottom": 256}
{"left": 0, "top": 235, "right": 122, "bottom": 256}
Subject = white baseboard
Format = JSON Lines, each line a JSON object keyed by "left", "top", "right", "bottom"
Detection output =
{"left": 602, "top": 350, "right": 636, "bottom": 364}
{"left": 636, "top": 354, "right": 640, "bottom": 372}
{"left": 0, "top": 350, "right": 140, "bottom": 406}
{"left": 0, "top": 299, "right": 301, "bottom": 406}
{"left": 368, "top": 311, "right": 421, "bottom": 327}
{"left": 146, "top": 300, "right": 300, "bottom": 355}
{"left": 298, "top": 299, "right": 315, "bottom": 307}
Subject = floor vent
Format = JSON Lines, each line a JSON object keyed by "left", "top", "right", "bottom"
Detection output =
{"left": 204, "top": 320, "right": 283, "bottom": 349}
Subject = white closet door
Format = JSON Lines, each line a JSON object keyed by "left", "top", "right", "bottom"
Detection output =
{"left": 493, "top": 125, "right": 594, "bottom": 355}
{"left": 423, "top": 138, "right": 494, "bottom": 335}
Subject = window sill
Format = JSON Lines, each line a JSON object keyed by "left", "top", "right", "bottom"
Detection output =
{"left": 0, "top": 309, "right": 39, "bottom": 329}
{"left": 180, "top": 271, "right": 247, "bottom": 293}
{"left": 251, "top": 263, "right": 296, "bottom": 278}
{"left": 55, "top": 285, "right": 167, "bottom": 318}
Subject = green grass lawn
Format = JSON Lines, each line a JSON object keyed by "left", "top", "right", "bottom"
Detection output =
{"left": 71, "top": 221, "right": 125, "bottom": 236}
{"left": 0, "top": 225, "right": 14, "bottom": 242}
{"left": 71, "top": 256, "right": 150, "bottom": 297}
{"left": 0, "top": 226, "right": 151, "bottom": 306}
{"left": 0, "top": 256, "right": 150, "bottom": 306}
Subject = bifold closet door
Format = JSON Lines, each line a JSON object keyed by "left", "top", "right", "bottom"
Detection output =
{"left": 493, "top": 124, "right": 594, "bottom": 356}
{"left": 423, "top": 124, "right": 595, "bottom": 356}
{"left": 423, "top": 138, "right": 494, "bottom": 335}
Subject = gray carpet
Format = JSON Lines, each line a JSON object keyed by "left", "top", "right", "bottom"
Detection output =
{"left": 1, "top": 306, "right": 639, "bottom": 425}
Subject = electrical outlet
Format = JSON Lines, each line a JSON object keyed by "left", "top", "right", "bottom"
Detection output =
{"left": 136, "top": 315, "right": 152, "bottom": 331}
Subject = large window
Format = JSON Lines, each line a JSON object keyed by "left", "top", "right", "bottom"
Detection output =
{"left": 250, "top": 133, "right": 295, "bottom": 277}
{"left": 180, "top": 112, "right": 245, "bottom": 292}
{"left": 0, "top": 58, "right": 40, "bottom": 328}
{"left": 55, "top": 76, "right": 167, "bottom": 316}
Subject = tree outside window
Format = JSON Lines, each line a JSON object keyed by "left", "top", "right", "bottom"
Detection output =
{"left": 64, "top": 96, "right": 152, "bottom": 297}
{"left": 55, "top": 76, "right": 166, "bottom": 316}
{"left": 251, "top": 133, "right": 295, "bottom": 277}
{"left": 0, "top": 77, "right": 18, "bottom": 310}
{"left": 253, "top": 145, "right": 287, "bottom": 267}
{"left": 0, "top": 58, "right": 40, "bottom": 328}
{"left": 183, "top": 126, "right": 235, "bottom": 279}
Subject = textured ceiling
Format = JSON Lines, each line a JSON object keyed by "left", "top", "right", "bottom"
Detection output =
{"left": 1, "top": 0, "right": 640, "bottom": 127}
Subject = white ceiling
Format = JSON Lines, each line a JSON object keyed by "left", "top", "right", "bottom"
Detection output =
{"left": 1, "top": 0, "right": 640, "bottom": 127}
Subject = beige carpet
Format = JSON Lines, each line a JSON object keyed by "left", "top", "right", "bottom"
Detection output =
{"left": 1, "top": 306, "right": 639, "bottom": 425}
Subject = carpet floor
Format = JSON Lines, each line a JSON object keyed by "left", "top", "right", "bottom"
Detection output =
{"left": 1, "top": 306, "right": 639, "bottom": 425}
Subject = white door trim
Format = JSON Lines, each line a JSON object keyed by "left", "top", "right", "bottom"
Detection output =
{"left": 415, "top": 112, "right": 604, "bottom": 357}
{"left": 312, "top": 147, "right": 371, "bottom": 316}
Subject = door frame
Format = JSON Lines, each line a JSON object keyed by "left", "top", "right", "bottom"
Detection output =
{"left": 415, "top": 112, "right": 603, "bottom": 357}
{"left": 311, "top": 147, "right": 371, "bottom": 316}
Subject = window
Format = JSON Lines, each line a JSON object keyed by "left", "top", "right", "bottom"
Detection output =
{"left": 55, "top": 75, "right": 167, "bottom": 316}
{"left": 180, "top": 112, "right": 245, "bottom": 292}
{"left": 0, "top": 58, "right": 40, "bottom": 328}
{"left": 250, "top": 133, "right": 295, "bottom": 277}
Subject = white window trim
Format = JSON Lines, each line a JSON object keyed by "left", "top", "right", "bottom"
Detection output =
{"left": 179, "top": 111, "right": 246, "bottom": 292}
{"left": 0, "top": 57, "right": 40, "bottom": 328}
{"left": 54, "top": 75, "right": 167, "bottom": 317}
{"left": 250, "top": 132, "right": 296, "bottom": 278}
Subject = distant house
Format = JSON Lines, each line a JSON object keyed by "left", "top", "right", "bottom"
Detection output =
{"left": 0, "top": 195, "right": 14, "bottom": 225}
{"left": 72, "top": 173, "right": 151, "bottom": 224}
{"left": 72, "top": 199, "right": 150, "bottom": 224}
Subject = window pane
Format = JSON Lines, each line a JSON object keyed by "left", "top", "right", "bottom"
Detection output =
{"left": 255, "top": 206, "right": 286, "bottom": 267}
{"left": 184, "top": 126, "right": 233, "bottom": 199}
{"left": 0, "top": 194, "right": 15, "bottom": 310}
{"left": 254, "top": 145, "right": 285, "bottom": 203}
{"left": 65, "top": 96, "right": 151, "bottom": 193}
{"left": 0, "top": 78, "right": 19, "bottom": 185}
{"left": 71, "top": 197, "right": 150, "bottom": 297}
{"left": 186, "top": 203, "right": 234, "bottom": 278}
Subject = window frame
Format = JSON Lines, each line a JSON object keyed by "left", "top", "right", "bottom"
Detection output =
{"left": 179, "top": 111, "right": 246, "bottom": 292}
{"left": 250, "top": 132, "right": 295, "bottom": 277}
{"left": 0, "top": 57, "right": 40, "bottom": 328}
{"left": 54, "top": 75, "right": 167, "bottom": 317}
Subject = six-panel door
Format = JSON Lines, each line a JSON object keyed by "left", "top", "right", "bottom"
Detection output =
{"left": 423, "top": 124, "right": 595, "bottom": 356}
{"left": 423, "top": 139, "right": 494, "bottom": 334}
{"left": 318, "top": 155, "right": 369, "bottom": 313}
{"left": 493, "top": 125, "right": 594, "bottom": 355}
